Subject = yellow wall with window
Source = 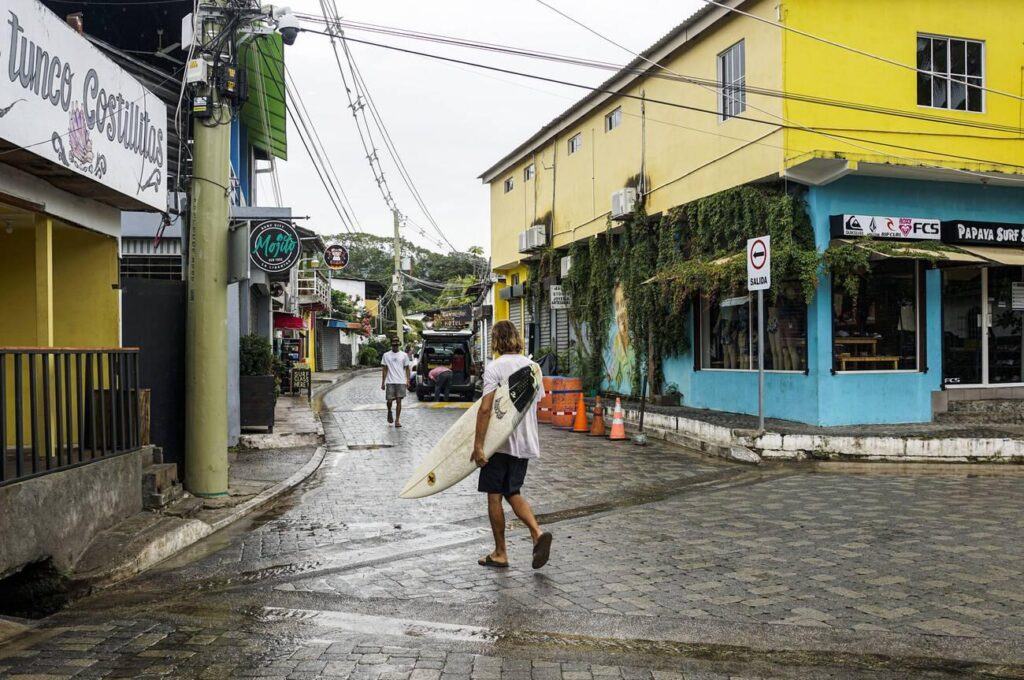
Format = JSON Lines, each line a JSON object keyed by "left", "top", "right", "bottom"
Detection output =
{"left": 492, "top": 264, "right": 529, "bottom": 324}
{"left": 488, "top": 0, "right": 784, "bottom": 270}
{"left": 1, "top": 214, "right": 120, "bottom": 447}
{"left": 782, "top": 0, "right": 1024, "bottom": 175}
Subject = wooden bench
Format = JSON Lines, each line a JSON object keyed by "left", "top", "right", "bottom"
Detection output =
{"left": 838, "top": 355, "right": 900, "bottom": 371}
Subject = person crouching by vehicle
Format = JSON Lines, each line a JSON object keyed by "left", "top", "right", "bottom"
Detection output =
{"left": 429, "top": 364, "right": 453, "bottom": 401}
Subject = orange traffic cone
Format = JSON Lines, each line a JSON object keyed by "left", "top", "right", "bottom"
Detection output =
{"left": 589, "top": 396, "right": 606, "bottom": 437}
{"left": 608, "top": 397, "right": 627, "bottom": 441}
{"left": 571, "top": 392, "right": 589, "bottom": 432}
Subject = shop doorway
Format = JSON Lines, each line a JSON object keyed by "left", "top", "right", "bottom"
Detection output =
{"left": 942, "top": 267, "right": 1024, "bottom": 386}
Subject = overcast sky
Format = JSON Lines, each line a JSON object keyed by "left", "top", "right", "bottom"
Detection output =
{"left": 270, "top": 0, "right": 704, "bottom": 254}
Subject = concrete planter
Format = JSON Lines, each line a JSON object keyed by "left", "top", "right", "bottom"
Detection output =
{"left": 651, "top": 393, "right": 682, "bottom": 407}
{"left": 240, "top": 375, "right": 276, "bottom": 432}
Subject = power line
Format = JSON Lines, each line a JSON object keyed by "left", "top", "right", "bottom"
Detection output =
{"left": 314, "top": 0, "right": 460, "bottom": 255}
{"left": 297, "top": 28, "right": 1024, "bottom": 177}
{"left": 282, "top": 63, "right": 362, "bottom": 230}
{"left": 342, "top": 40, "right": 460, "bottom": 252}
{"left": 294, "top": 12, "right": 1024, "bottom": 137}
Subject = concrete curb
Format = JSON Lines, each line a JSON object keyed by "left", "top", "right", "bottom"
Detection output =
{"left": 208, "top": 445, "right": 325, "bottom": 533}
{"left": 72, "top": 446, "right": 326, "bottom": 591}
{"left": 619, "top": 406, "right": 1024, "bottom": 465}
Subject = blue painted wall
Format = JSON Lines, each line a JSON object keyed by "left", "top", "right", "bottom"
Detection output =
{"left": 806, "top": 176, "right": 1024, "bottom": 425}
{"left": 648, "top": 175, "right": 1024, "bottom": 426}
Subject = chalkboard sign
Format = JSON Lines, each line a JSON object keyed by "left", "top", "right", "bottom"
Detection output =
{"left": 291, "top": 366, "right": 312, "bottom": 399}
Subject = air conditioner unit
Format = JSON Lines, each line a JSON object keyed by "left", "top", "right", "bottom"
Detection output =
{"left": 560, "top": 256, "right": 572, "bottom": 278}
{"left": 528, "top": 224, "right": 547, "bottom": 249}
{"left": 611, "top": 187, "right": 637, "bottom": 220}
{"left": 517, "top": 231, "right": 530, "bottom": 254}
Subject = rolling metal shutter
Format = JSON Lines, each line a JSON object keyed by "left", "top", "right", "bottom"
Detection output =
{"left": 539, "top": 302, "right": 552, "bottom": 350}
{"left": 555, "top": 309, "right": 570, "bottom": 352}
{"left": 320, "top": 328, "right": 341, "bottom": 370}
{"left": 508, "top": 299, "right": 523, "bottom": 337}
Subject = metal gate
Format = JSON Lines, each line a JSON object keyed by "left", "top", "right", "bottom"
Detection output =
{"left": 121, "top": 278, "right": 186, "bottom": 472}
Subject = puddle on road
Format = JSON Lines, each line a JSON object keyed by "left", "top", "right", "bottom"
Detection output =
{"left": 248, "top": 607, "right": 1024, "bottom": 679}
{"left": 346, "top": 444, "right": 396, "bottom": 451}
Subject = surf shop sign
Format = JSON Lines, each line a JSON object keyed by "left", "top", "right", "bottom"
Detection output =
{"left": 250, "top": 220, "right": 300, "bottom": 273}
{"left": 1, "top": 0, "right": 167, "bottom": 209}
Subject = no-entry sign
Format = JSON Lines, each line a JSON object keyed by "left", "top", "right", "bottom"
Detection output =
{"left": 747, "top": 235, "right": 771, "bottom": 291}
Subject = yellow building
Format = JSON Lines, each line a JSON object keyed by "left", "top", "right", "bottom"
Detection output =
{"left": 482, "top": 0, "right": 1024, "bottom": 426}
{"left": 2, "top": 0, "right": 165, "bottom": 474}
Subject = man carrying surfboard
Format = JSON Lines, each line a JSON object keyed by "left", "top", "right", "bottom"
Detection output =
{"left": 471, "top": 320, "right": 553, "bottom": 569}
{"left": 381, "top": 337, "right": 411, "bottom": 428}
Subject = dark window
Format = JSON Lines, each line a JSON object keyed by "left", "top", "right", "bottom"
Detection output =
{"left": 833, "top": 260, "right": 919, "bottom": 372}
{"left": 701, "top": 284, "right": 807, "bottom": 370}
{"left": 120, "top": 255, "right": 183, "bottom": 281}
{"left": 917, "top": 35, "right": 983, "bottom": 112}
{"left": 718, "top": 40, "right": 746, "bottom": 119}
{"left": 568, "top": 133, "right": 582, "bottom": 154}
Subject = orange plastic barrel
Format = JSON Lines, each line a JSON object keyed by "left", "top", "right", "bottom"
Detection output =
{"left": 549, "top": 376, "right": 583, "bottom": 429}
{"left": 537, "top": 376, "right": 555, "bottom": 423}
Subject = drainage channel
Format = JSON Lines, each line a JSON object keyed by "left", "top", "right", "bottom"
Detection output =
{"left": 249, "top": 607, "right": 1024, "bottom": 679}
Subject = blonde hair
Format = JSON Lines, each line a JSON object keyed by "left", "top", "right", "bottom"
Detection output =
{"left": 491, "top": 320, "right": 524, "bottom": 355}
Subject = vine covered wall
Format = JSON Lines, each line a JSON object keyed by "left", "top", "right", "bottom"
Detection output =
{"left": 564, "top": 183, "right": 821, "bottom": 395}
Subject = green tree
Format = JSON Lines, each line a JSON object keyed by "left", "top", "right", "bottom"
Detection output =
{"left": 331, "top": 290, "right": 357, "bottom": 320}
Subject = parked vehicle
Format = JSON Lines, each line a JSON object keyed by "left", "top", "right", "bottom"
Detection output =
{"left": 415, "top": 330, "right": 474, "bottom": 401}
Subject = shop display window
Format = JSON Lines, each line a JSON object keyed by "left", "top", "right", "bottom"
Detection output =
{"left": 832, "top": 260, "right": 919, "bottom": 372}
{"left": 701, "top": 283, "right": 807, "bottom": 371}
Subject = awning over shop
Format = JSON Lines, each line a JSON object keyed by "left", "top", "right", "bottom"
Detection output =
{"left": 953, "top": 245, "right": 1024, "bottom": 266}
{"left": 642, "top": 251, "right": 743, "bottom": 285}
{"left": 274, "top": 313, "right": 306, "bottom": 330}
{"left": 324, "top": 319, "right": 361, "bottom": 330}
{"left": 829, "top": 239, "right": 987, "bottom": 264}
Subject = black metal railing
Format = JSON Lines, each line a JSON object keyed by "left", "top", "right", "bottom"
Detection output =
{"left": 1, "top": 348, "right": 141, "bottom": 487}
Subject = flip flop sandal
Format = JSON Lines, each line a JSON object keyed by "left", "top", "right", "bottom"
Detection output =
{"left": 387, "top": 412, "right": 394, "bottom": 424}
{"left": 478, "top": 555, "right": 509, "bottom": 569}
{"left": 532, "top": 532, "right": 553, "bottom": 569}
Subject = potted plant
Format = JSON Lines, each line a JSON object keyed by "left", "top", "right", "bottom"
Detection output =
{"left": 240, "top": 334, "right": 276, "bottom": 432}
{"left": 653, "top": 382, "right": 682, "bottom": 407}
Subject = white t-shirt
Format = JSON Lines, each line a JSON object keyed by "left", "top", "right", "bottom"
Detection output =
{"left": 380, "top": 350, "right": 410, "bottom": 384}
{"left": 482, "top": 354, "right": 545, "bottom": 460}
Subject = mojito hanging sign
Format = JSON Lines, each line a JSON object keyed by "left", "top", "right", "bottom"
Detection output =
{"left": 250, "top": 220, "right": 300, "bottom": 273}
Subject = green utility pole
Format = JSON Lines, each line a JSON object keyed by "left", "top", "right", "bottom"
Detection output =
{"left": 185, "top": 8, "right": 230, "bottom": 496}
{"left": 393, "top": 208, "right": 405, "bottom": 346}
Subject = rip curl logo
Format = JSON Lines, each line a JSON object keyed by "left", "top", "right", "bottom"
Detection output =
{"left": 493, "top": 397, "right": 508, "bottom": 420}
{"left": 51, "top": 103, "right": 107, "bottom": 179}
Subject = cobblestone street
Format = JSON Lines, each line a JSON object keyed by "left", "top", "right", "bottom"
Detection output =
{"left": 2, "top": 373, "right": 1023, "bottom": 679}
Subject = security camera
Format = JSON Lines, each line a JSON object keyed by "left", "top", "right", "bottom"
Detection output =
{"left": 273, "top": 7, "right": 300, "bottom": 46}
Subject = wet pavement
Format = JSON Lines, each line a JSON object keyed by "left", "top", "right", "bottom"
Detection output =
{"left": 1, "top": 373, "right": 1023, "bottom": 679}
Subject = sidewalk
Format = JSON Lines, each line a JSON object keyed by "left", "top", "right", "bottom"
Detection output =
{"left": 599, "top": 397, "right": 1024, "bottom": 464}
{"left": 69, "top": 383, "right": 342, "bottom": 593}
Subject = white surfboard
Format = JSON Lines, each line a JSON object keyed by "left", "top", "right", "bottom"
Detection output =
{"left": 399, "top": 362, "right": 542, "bottom": 499}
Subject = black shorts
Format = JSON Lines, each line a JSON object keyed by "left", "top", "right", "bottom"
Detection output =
{"left": 478, "top": 452, "right": 529, "bottom": 497}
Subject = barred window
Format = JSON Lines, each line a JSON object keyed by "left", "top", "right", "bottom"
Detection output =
{"left": 718, "top": 40, "right": 745, "bottom": 120}
{"left": 917, "top": 35, "right": 983, "bottom": 112}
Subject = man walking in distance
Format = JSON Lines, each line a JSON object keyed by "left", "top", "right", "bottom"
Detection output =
{"left": 381, "top": 336, "right": 411, "bottom": 428}
{"left": 471, "top": 320, "right": 552, "bottom": 569}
